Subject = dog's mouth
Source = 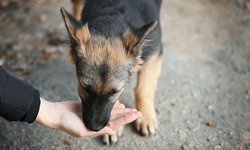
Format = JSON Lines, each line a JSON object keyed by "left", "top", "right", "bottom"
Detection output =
{"left": 84, "top": 114, "right": 109, "bottom": 131}
{"left": 81, "top": 98, "right": 115, "bottom": 131}
{"left": 80, "top": 86, "right": 124, "bottom": 131}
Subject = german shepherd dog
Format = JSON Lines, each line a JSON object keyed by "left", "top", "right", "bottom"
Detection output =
{"left": 61, "top": 0, "right": 162, "bottom": 144}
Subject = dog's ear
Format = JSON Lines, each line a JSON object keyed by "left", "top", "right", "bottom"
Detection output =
{"left": 61, "top": 7, "right": 80, "bottom": 41}
{"left": 60, "top": 7, "right": 90, "bottom": 44}
{"left": 122, "top": 21, "right": 157, "bottom": 58}
{"left": 60, "top": 7, "right": 90, "bottom": 62}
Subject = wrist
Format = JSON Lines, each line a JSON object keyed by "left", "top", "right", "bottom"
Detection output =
{"left": 35, "top": 98, "right": 60, "bottom": 129}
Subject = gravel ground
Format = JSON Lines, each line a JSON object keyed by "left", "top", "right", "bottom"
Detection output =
{"left": 0, "top": 0, "right": 250, "bottom": 149}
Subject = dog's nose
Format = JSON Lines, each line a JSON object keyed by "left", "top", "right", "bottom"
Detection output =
{"left": 85, "top": 120, "right": 107, "bottom": 131}
{"left": 83, "top": 113, "right": 108, "bottom": 131}
{"left": 87, "top": 123, "right": 105, "bottom": 132}
{"left": 81, "top": 98, "right": 114, "bottom": 131}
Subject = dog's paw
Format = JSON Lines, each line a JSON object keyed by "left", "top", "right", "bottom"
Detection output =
{"left": 102, "top": 126, "right": 123, "bottom": 145}
{"left": 135, "top": 117, "right": 158, "bottom": 136}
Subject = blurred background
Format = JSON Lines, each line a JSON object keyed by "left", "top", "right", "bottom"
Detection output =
{"left": 0, "top": 0, "right": 250, "bottom": 149}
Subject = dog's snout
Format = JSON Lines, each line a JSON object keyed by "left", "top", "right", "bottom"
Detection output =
{"left": 81, "top": 97, "right": 115, "bottom": 131}
{"left": 83, "top": 113, "right": 109, "bottom": 131}
{"left": 85, "top": 119, "right": 107, "bottom": 131}
{"left": 88, "top": 124, "right": 104, "bottom": 132}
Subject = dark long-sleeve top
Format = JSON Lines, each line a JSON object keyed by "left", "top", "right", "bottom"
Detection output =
{"left": 0, "top": 66, "right": 40, "bottom": 123}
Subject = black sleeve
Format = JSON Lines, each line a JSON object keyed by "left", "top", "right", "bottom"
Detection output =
{"left": 0, "top": 66, "right": 40, "bottom": 123}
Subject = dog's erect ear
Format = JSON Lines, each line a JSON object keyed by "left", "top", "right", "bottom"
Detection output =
{"left": 60, "top": 7, "right": 90, "bottom": 62}
{"left": 122, "top": 21, "right": 157, "bottom": 58}
{"left": 60, "top": 7, "right": 90, "bottom": 45}
{"left": 60, "top": 7, "right": 80, "bottom": 41}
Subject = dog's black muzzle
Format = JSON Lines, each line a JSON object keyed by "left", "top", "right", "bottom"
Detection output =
{"left": 82, "top": 96, "right": 114, "bottom": 131}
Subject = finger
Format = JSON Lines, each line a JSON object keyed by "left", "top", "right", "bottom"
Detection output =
{"left": 110, "top": 108, "right": 138, "bottom": 120}
{"left": 87, "top": 127, "right": 114, "bottom": 137}
{"left": 113, "top": 102, "right": 125, "bottom": 109}
{"left": 83, "top": 111, "right": 142, "bottom": 137}
{"left": 110, "top": 109, "right": 141, "bottom": 120}
{"left": 110, "top": 107, "right": 137, "bottom": 117}
{"left": 108, "top": 111, "right": 142, "bottom": 130}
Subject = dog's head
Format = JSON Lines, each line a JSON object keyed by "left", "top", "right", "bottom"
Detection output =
{"left": 60, "top": 8, "right": 156, "bottom": 131}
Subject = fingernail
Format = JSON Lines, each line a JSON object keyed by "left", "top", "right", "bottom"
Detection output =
{"left": 120, "top": 104, "right": 125, "bottom": 108}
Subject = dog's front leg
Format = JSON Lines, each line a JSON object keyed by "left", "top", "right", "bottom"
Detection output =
{"left": 102, "top": 100, "right": 124, "bottom": 145}
{"left": 103, "top": 126, "right": 123, "bottom": 145}
{"left": 135, "top": 54, "right": 162, "bottom": 136}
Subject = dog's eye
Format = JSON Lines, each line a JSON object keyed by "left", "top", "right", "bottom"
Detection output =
{"left": 106, "top": 87, "right": 124, "bottom": 96}
{"left": 107, "top": 89, "right": 119, "bottom": 95}
{"left": 105, "top": 89, "right": 118, "bottom": 97}
{"left": 81, "top": 84, "right": 92, "bottom": 93}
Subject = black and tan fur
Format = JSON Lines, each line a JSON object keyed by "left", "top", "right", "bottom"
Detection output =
{"left": 62, "top": 0, "right": 162, "bottom": 144}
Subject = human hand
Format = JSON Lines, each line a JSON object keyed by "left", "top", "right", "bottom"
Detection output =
{"left": 35, "top": 98, "right": 142, "bottom": 138}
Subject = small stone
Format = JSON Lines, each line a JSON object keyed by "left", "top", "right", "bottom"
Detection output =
{"left": 45, "top": 46, "right": 57, "bottom": 53}
{"left": 207, "top": 137, "right": 210, "bottom": 142}
{"left": 207, "top": 105, "right": 213, "bottom": 110}
{"left": 171, "top": 102, "right": 176, "bottom": 106}
{"left": 65, "top": 139, "right": 73, "bottom": 145}
{"left": 181, "top": 145, "right": 186, "bottom": 150}
{"left": 215, "top": 145, "right": 222, "bottom": 149}
{"left": 182, "top": 109, "right": 187, "bottom": 115}
{"left": 207, "top": 120, "right": 214, "bottom": 127}
{"left": 170, "top": 79, "right": 175, "bottom": 84}
{"left": 39, "top": 14, "right": 48, "bottom": 23}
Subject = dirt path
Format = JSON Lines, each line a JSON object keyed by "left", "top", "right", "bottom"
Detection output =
{"left": 0, "top": 0, "right": 250, "bottom": 149}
